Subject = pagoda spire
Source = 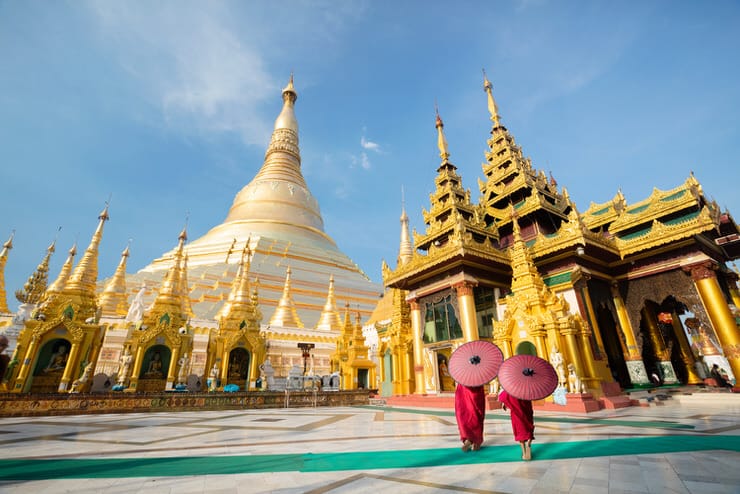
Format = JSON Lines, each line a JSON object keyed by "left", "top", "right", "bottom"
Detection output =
{"left": 220, "top": 241, "right": 256, "bottom": 325}
{"left": 64, "top": 205, "right": 109, "bottom": 302}
{"left": 179, "top": 253, "right": 194, "bottom": 318}
{"left": 98, "top": 244, "right": 130, "bottom": 317}
{"left": 509, "top": 212, "right": 547, "bottom": 295}
{"left": 269, "top": 267, "right": 303, "bottom": 328}
{"left": 264, "top": 73, "right": 300, "bottom": 160}
{"left": 15, "top": 238, "right": 55, "bottom": 305}
{"left": 0, "top": 231, "right": 14, "bottom": 313}
{"left": 316, "top": 275, "right": 342, "bottom": 331}
{"left": 151, "top": 226, "right": 187, "bottom": 316}
{"left": 435, "top": 104, "right": 451, "bottom": 163}
{"left": 397, "top": 188, "right": 413, "bottom": 267}
{"left": 483, "top": 69, "right": 502, "bottom": 128}
{"left": 47, "top": 243, "right": 77, "bottom": 295}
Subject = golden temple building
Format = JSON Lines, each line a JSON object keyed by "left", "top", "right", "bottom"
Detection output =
{"left": 0, "top": 73, "right": 738, "bottom": 403}
{"left": 376, "top": 73, "right": 740, "bottom": 399}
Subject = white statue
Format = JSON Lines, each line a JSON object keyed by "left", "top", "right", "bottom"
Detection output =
{"left": 259, "top": 358, "right": 275, "bottom": 390}
{"left": 567, "top": 363, "right": 581, "bottom": 394}
{"left": 70, "top": 362, "right": 94, "bottom": 393}
{"left": 177, "top": 353, "right": 190, "bottom": 385}
{"left": 125, "top": 284, "right": 147, "bottom": 324}
{"left": 117, "top": 347, "right": 133, "bottom": 386}
{"left": 208, "top": 363, "right": 219, "bottom": 391}
{"left": 550, "top": 344, "right": 566, "bottom": 387}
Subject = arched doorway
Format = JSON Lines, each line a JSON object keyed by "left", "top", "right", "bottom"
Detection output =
{"left": 515, "top": 341, "right": 537, "bottom": 356}
{"left": 139, "top": 345, "right": 170, "bottom": 392}
{"left": 226, "top": 348, "right": 250, "bottom": 389}
{"left": 31, "top": 338, "right": 71, "bottom": 393}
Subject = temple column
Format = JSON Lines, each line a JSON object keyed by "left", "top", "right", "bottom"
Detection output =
{"left": 687, "top": 262, "right": 740, "bottom": 383}
{"left": 166, "top": 347, "right": 179, "bottom": 390}
{"left": 126, "top": 345, "right": 145, "bottom": 392}
{"left": 611, "top": 282, "right": 650, "bottom": 385}
{"left": 408, "top": 299, "right": 425, "bottom": 394}
{"left": 58, "top": 342, "right": 81, "bottom": 392}
{"left": 13, "top": 339, "right": 39, "bottom": 393}
{"left": 669, "top": 310, "right": 702, "bottom": 384}
{"left": 641, "top": 305, "right": 678, "bottom": 384}
{"left": 562, "top": 327, "right": 585, "bottom": 380}
{"left": 574, "top": 277, "right": 606, "bottom": 357}
{"left": 453, "top": 281, "right": 478, "bottom": 342}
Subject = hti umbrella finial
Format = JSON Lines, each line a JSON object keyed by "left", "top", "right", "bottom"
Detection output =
{"left": 522, "top": 367, "right": 535, "bottom": 376}
{"left": 469, "top": 355, "right": 481, "bottom": 365}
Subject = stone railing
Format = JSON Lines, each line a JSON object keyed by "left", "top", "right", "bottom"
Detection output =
{"left": 0, "top": 389, "right": 371, "bottom": 417}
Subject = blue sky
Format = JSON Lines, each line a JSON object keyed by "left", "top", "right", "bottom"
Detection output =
{"left": 1, "top": 1, "right": 739, "bottom": 305}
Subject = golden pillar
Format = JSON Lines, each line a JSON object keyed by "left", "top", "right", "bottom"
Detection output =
{"left": 409, "top": 299, "right": 425, "bottom": 394}
{"left": 687, "top": 262, "right": 740, "bottom": 383}
{"left": 532, "top": 330, "right": 548, "bottom": 360}
{"left": 578, "top": 328, "right": 598, "bottom": 381}
{"left": 59, "top": 342, "right": 81, "bottom": 392}
{"left": 167, "top": 347, "right": 179, "bottom": 390}
{"left": 576, "top": 278, "right": 606, "bottom": 356}
{"left": 127, "top": 345, "right": 145, "bottom": 392}
{"left": 562, "top": 328, "right": 585, "bottom": 380}
{"left": 14, "top": 339, "right": 39, "bottom": 392}
{"left": 454, "top": 281, "right": 478, "bottom": 342}
{"left": 610, "top": 283, "right": 640, "bottom": 359}
{"left": 669, "top": 311, "right": 702, "bottom": 384}
{"left": 401, "top": 343, "right": 413, "bottom": 394}
{"left": 641, "top": 305, "right": 669, "bottom": 361}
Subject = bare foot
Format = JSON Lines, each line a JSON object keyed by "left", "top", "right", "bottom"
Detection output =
{"left": 462, "top": 439, "right": 472, "bottom": 452}
{"left": 472, "top": 443, "right": 481, "bottom": 451}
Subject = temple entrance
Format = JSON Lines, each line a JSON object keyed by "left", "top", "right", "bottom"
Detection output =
{"left": 381, "top": 349, "right": 393, "bottom": 396}
{"left": 226, "top": 348, "right": 250, "bottom": 389}
{"left": 437, "top": 350, "right": 454, "bottom": 391}
{"left": 30, "top": 338, "right": 71, "bottom": 393}
{"left": 357, "top": 368, "right": 369, "bottom": 389}
{"left": 138, "top": 345, "right": 170, "bottom": 392}
{"left": 639, "top": 299, "right": 688, "bottom": 385}
{"left": 596, "top": 305, "right": 630, "bottom": 389}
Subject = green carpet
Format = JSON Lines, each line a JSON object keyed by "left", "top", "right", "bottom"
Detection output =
{"left": 0, "top": 435, "right": 737, "bottom": 480}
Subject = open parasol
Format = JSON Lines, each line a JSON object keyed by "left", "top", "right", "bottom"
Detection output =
{"left": 448, "top": 340, "right": 504, "bottom": 387}
{"left": 498, "top": 354, "right": 558, "bottom": 401}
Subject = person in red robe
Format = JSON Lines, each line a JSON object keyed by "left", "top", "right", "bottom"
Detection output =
{"left": 454, "top": 383, "right": 486, "bottom": 451}
{"left": 498, "top": 389, "right": 534, "bottom": 460}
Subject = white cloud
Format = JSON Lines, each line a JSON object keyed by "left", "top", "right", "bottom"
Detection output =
{"left": 86, "top": 2, "right": 277, "bottom": 147}
{"left": 361, "top": 136, "right": 381, "bottom": 152}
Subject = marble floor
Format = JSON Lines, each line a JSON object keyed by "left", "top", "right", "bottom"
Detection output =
{"left": 0, "top": 392, "right": 738, "bottom": 494}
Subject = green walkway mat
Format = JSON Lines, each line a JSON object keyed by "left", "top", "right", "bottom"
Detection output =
{"left": 1, "top": 435, "right": 737, "bottom": 480}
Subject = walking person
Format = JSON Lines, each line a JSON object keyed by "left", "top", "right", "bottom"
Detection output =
{"left": 498, "top": 388, "right": 534, "bottom": 460}
{"left": 448, "top": 340, "right": 504, "bottom": 453}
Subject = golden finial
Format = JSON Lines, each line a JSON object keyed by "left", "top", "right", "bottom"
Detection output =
{"left": 483, "top": 69, "right": 502, "bottom": 127}
{"left": 435, "top": 103, "right": 450, "bottom": 163}
{"left": 282, "top": 72, "right": 297, "bottom": 103}
{"left": 65, "top": 203, "right": 109, "bottom": 301}
{"left": 316, "top": 274, "right": 342, "bottom": 331}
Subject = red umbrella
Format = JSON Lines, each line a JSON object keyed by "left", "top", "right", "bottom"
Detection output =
{"left": 448, "top": 340, "right": 504, "bottom": 387}
{"left": 498, "top": 354, "right": 558, "bottom": 401}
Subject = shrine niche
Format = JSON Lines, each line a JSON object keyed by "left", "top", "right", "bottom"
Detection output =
{"left": 30, "top": 338, "right": 71, "bottom": 393}
{"left": 137, "top": 344, "right": 170, "bottom": 393}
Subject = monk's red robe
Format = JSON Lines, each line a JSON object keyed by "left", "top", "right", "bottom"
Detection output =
{"left": 454, "top": 384, "right": 486, "bottom": 445}
{"left": 498, "top": 389, "right": 535, "bottom": 442}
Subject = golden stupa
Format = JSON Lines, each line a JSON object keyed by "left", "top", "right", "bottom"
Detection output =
{"left": 128, "top": 75, "right": 383, "bottom": 327}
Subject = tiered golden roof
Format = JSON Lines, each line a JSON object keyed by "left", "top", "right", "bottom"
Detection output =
{"left": 15, "top": 239, "right": 55, "bottom": 306}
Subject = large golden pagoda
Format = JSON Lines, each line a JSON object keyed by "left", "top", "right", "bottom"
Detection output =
{"left": 131, "top": 76, "right": 382, "bottom": 327}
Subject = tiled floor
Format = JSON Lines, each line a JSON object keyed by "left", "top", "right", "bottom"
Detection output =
{"left": 0, "top": 392, "right": 738, "bottom": 493}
